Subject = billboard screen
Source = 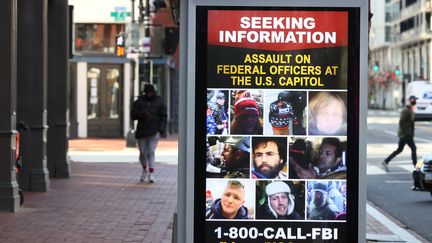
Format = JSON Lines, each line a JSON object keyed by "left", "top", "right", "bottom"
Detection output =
{"left": 195, "top": 6, "right": 360, "bottom": 242}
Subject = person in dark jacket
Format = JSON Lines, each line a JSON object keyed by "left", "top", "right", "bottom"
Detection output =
{"left": 206, "top": 180, "right": 249, "bottom": 219}
{"left": 211, "top": 92, "right": 228, "bottom": 134}
{"left": 268, "top": 91, "right": 295, "bottom": 135}
{"left": 380, "top": 95, "right": 418, "bottom": 172}
{"left": 256, "top": 181, "right": 302, "bottom": 220}
{"left": 131, "top": 84, "right": 167, "bottom": 183}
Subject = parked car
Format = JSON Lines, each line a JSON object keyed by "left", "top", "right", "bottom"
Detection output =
{"left": 412, "top": 155, "right": 432, "bottom": 197}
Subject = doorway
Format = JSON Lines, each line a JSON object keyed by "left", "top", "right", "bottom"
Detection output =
{"left": 87, "top": 65, "right": 122, "bottom": 137}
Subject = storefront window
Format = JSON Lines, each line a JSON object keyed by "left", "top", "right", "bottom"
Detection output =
{"left": 75, "top": 23, "right": 125, "bottom": 54}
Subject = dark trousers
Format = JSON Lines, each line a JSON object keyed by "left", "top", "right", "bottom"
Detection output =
{"left": 385, "top": 137, "right": 417, "bottom": 166}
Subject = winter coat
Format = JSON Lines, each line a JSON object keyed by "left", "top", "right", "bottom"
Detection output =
{"left": 206, "top": 198, "right": 249, "bottom": 219}
{"left": 211, "top": 103, "right": 228, "bottom": 134}
{"left": 131, "top": 95, "right": 167, "bottom": 138}
{"left": 398, "top": 105, "right": 415, "bottom": 138}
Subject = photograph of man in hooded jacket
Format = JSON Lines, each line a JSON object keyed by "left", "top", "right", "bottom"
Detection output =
{"left": 131, "top": 84, "right": 167, "bottom": 183}
{"left": 256, "top": 181, "right": 303, "bottom": 220}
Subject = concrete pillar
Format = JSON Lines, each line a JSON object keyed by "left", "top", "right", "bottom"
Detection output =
{"left": 0, "top": 0, "right": 20, "bottom": 212}
{"left": 17, "top": 0, "right": 50, "bottom": 191}
{"left": 123, "top": 62, "right": 131, "bottom": 137}
{"left": 77, "top": 62, "right": 88, "bottom": 138}
{"left": 47, "top": 0, "right": 70, "bottom": 178}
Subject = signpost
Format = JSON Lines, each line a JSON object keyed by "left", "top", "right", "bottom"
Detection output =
{"left": 110, "top": 6, "right": 131, "bottom": 22}
{"left": 178, "top": 1, "right": 368, "bottom": 243}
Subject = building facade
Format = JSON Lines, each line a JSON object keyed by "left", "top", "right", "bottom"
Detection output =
{"left": 370, "top": 0, "right": 432, "bottom": 109}
{"left": 69, "top": 0, "right": 178, "bottom": 138}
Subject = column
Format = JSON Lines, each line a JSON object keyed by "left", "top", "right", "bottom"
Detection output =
{"left": 0, "top": 0, "right": 20, "bottom": 211}
{"left": 17, "top": 0, "right": 50, "bottom": 191}
{"left": 47, "top": 0, "right": 70, "bottom": 178}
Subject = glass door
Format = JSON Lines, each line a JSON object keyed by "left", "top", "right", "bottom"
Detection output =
{"left": 87, "top": 65, "right": 122, "bottom": 137}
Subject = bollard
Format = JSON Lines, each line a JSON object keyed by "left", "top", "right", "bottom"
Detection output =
{"left": 172, "top": 212, "right": 177, "bottom": 243}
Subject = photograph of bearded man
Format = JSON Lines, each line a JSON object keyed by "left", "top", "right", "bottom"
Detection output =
{"left": 251, "top": 137, "right": 287, "bottom": 179}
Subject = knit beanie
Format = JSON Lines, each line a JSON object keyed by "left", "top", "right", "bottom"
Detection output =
{"left": 233, "top": 90, "right": 259, "bottom": 118}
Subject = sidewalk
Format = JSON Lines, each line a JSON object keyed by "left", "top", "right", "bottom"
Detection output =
{"left": 0, "top": 137, "right": 425, "bottom": 242}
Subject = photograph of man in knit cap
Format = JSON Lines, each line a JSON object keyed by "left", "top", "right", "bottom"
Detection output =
{"left": 264, "top": 90, "right": 307, "bottom": 135}
{"left": 230, "top": 90, "right": 263, "bottom": 135}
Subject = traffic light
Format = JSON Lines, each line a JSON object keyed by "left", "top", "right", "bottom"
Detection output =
{"left": 394, "top": 66, "right": 401, "bottom": 76}
{"left": 164, "top": 27, "right": 179, "bottom": 55}
{"left": 115, "top": 33, "right": 125, "bottom": 57}
{"left": 373, "top": 61, "right": 379, "bottom": 72}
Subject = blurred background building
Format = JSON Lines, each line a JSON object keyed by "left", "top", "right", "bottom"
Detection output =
{"left": 69, "top": 0, "right": 179, "bottom": 138}
{"left": 370, "top": 0, "right": 432, "bottom": 109}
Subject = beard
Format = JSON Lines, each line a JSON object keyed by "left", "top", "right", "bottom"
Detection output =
{"left": 314, "top": 197, "right": 326, "bottom": 208}
{"left": 257, "top": 165, "right": 279, "bottom": 178}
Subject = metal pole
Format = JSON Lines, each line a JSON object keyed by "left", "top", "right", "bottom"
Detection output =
{"left": 131, "top": 0, "right": 135, "bottom": 23}
{"left": 126, "top": 0, "right": 139, "bottom": 147}
{"left": 143, "top": 0, "right": 151, "bottom": 87}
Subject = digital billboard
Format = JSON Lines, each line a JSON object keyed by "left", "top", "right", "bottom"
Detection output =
{"left": 194, "top": 6, "right": 361, "bottom": 242}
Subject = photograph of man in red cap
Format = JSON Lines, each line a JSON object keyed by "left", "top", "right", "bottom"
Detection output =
{"left": 230, "top": 90, "right": 263, "bottom": 135}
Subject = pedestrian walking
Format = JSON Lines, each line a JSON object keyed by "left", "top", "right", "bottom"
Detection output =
{"left": 380, "top": 95, "right": 418, "bottom": 172}
{"left": 131, "top": 84, "right": 167, "bottom": 183}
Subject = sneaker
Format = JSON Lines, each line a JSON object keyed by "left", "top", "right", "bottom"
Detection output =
{"left": 380, "top": 161, "right": 389, "bottom": 172}
{"left": 140, "top": 170, "right": 148, "bottom": 182}
{"left": 148, "top": 173, "right": 155, "bottom": 183}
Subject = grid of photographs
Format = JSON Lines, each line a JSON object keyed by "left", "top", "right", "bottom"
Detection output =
{"left": 206, "top": 89, "right": 348, "bottom": 221}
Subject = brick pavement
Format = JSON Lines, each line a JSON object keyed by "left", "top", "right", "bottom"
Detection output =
{"left": 0, "top": 136, "right": 420, "bottom": 243}
{"left": 0, "top": 162, "right": 177, "bottom": 243}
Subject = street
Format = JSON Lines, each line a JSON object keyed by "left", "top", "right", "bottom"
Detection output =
{"left": 367, "top": 110, "right": 432, "bottom": 242}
